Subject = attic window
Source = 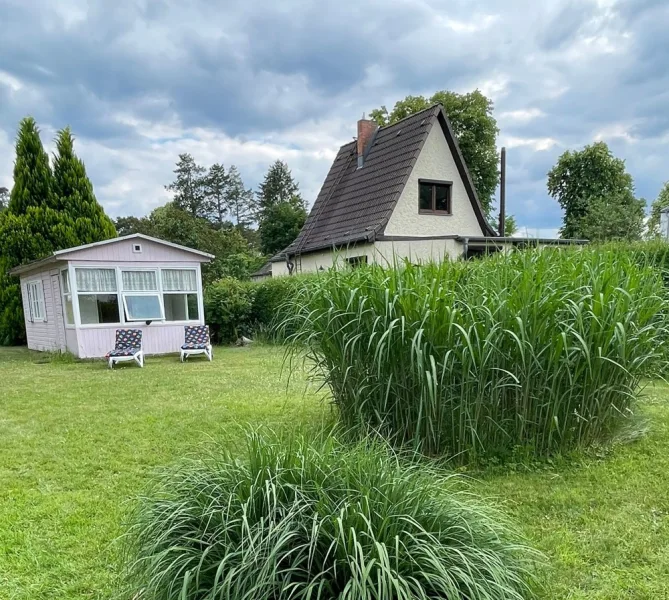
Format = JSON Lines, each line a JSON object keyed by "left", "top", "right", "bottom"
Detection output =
{"left": 132, "top": 243, "right": 142, "bottom": 253}
{"left": 419, "top": 180, "right": 452, "bottom": 215}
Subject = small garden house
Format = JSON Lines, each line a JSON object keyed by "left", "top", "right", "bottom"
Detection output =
{"left": 9, "top": 234, "right": 212, "bottom": 358}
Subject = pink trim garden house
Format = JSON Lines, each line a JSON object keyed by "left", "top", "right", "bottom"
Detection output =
{"left": 9, "top": 234, "right": 212, "bottom": 358}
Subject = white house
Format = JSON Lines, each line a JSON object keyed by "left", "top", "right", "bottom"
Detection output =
{"left": 9, "top": 234, "right": 212, "bottom": 358}
{"left": 266, "top": 104, "right": 581, "bottom": 277}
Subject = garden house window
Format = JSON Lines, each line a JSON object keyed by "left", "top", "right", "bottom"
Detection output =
{"left": 61, "top": 270, "right": 74, "bottom": 325}
{"left": 26, "top": 280, "right": 46, "bottom": 322}
{"left": 121, "top": 270, "right": 164, "bottom": 321}
{"left": 75, "top": 268, "right": 119, "bottom": 325}
{"left": 161, "top": 269, "right": 199, "bottom": 321}
{"left": 418, "top": 180, "right": 452, "bottom": 215}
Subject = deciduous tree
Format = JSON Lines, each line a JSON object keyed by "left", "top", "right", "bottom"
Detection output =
{"left": 576, "top": 194, "right": 646, "bottom": 242}
{"left": 114, "top": 202, "right": 261, "bottom": 283}
{"left": 258, "top": 202, "right": 307, "bottom": 256}
{"left": 547, "top": 142, "right": 639, "bottom": 240}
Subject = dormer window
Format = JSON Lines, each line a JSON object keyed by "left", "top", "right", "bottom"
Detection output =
{"left": 418, "top": 180, "right": 452, "bottom": 215}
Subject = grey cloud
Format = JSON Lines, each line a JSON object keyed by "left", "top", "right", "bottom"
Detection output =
{"left": 1, "top": 0, "right": 669, "bottom": 229}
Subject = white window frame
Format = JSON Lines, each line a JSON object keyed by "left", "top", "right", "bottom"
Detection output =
{"left": 73, "top": 266, "right": 122, "bottom": 327}
{"left": 60, "top": 269, "right": 75, "bottom": 328}
{"left": 120, "top": 267, "right": 164, "bottom": 322}
{"left": 67, "top": 263, "right": 205, "bottom": 329}
{"left": 26, "top": 279, "right": 46, "bottom": 323}
{"left": 161, "top": 267, "right": 201, "bottom": 323}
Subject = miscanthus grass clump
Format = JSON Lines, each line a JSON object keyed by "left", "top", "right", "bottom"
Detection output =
{"left": 285, "top": 248, "right": 669, "bottom": 462}
{"left": 120, "top": 432, "right": 540, "bottom": 600}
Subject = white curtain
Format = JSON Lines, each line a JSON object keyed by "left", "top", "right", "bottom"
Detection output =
{"left": 162, "top": 269, "right": 197, "bottom": 291}
{"left": 122, "top": 270, "right": 157, "bottom": 291}
{"left": 75, "top": 268, "right": 117, "bottom": 292}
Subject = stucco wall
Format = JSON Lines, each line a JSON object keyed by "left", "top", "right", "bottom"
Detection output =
{"left": 374, "top": 239, "right": 463, "bottom": 263}
{"left": 383, "top": 123, "right": 484, "bottom": 237}
{"left": 271, "top": 244, "right": 376, "bottom": 276}
{"left": 270, "top": 239, "right": 465, "bottom": 276}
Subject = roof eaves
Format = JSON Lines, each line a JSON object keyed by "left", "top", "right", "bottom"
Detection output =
{"left": 8, "top": 255, "right": 61, "bottom": 276}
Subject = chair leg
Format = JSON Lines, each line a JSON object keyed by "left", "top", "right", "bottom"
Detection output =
{"left": 207, "top": 345, "right": 213, "bottom": 361}
{"left": 108, "top": 358, "right": 114, "bottom": 369}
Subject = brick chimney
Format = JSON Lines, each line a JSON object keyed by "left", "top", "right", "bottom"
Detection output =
{"left": 357, "top": 116, "right": 377, "bottom": 168}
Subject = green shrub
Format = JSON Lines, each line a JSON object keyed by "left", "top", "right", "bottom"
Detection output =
{"left": 121, "top": 431, "right": 539, "bottom": 600}
{"left": 204, "top": 274, "right": 313, "bottom": 344}
{"left": 286, "top": 248, "right": 669, "bottom": 462}
{"left": 250, "top": 274, "right": 314, "bottom": 340}
{"left": 204, "top": 277, "right": 255, "bottom": 343}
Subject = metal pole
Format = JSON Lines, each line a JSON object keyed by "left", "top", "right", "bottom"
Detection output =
{"left": 499, "top": 147, "right": 506, "bottom": 237}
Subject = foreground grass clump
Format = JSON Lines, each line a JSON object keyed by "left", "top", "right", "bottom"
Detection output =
{"left": 286, "top": 248, "right": 669, "bottom": 462}
{"left": 121, "top": 432, "right": 539, "bottom": 600}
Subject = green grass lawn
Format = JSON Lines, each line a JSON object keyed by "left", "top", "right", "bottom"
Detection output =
{"left": 1, "top": 346, "right": 668, "bottom": 599}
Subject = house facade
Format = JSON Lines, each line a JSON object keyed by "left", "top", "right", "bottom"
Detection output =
{"left": 9, "top": 234, "right": 212, "bottom": 358}
{"left": 268, "top": 104, "right": 581, "bottom": 277}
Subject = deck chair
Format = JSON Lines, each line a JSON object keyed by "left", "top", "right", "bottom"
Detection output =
{"left": 106, "top": 328, "right": 144, "bottom": 369}
{"left": 180, "top": 325, "right": 213, "bottom": 362}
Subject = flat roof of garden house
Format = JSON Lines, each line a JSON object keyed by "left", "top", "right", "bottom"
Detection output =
{"left": 8, "top": 234, "right": 214, "bottom": 275}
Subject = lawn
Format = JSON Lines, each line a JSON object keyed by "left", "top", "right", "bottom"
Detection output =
{"left": 0, "top": 346, "right": 668, "bottom": 599}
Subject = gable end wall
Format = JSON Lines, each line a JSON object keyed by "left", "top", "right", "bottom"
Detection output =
{"left": 61, "top": 238, "right": 208, "bottom": 263}
{"left": 383, "top": 124, "right": 485, "bottom": 237}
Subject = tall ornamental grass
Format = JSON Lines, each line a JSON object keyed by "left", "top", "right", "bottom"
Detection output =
{"left": 121, "top": 431, "right": 539, "bottom": 600}
{"left": 284, "top": 248, "right": 669, "bottom": 461}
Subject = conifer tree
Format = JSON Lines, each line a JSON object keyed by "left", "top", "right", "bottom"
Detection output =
{"left": 0, "top": 118, "right": 116, "bottom": 345}
{"left": 8, "top": 117, "right": 53, "bottom": 214}
{"left": 52, "top": 127, "right": 117, "bottom": 243}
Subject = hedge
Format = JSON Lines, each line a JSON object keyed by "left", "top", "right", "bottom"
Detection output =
{"left": 204, "top": 274, "right": 313, "bottom": 344}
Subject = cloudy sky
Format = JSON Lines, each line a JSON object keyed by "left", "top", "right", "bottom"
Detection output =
{"left": 1, "top": 0, "right": 667, "bottom": 236}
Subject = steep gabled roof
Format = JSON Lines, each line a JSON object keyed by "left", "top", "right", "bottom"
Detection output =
{"left": 277, "top": 104, "right": 496, "bottom": 260}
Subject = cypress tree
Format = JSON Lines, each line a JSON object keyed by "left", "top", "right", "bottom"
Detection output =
{"left": 8, "top": 117, "right": 54, "bottom": 214}
{"left": 52, "top": 127, "right": 117, "bottom": 243}
{"left": 0, "top": 118, "right": 116, "bottom": 345}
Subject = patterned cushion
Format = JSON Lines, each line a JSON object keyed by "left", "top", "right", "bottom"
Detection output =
{"left": 181, "top": 343, "right": 209, "bottom": 350}
{"left": 106, "top": 347, "right": 141, "bottom": 358}
{"left": 115, "top": 328, "right": 143, "bottom": 349}
{"left": 184, "top": 325, "right": 209, "bottom": 345}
